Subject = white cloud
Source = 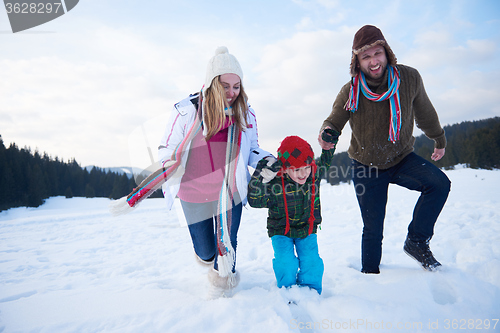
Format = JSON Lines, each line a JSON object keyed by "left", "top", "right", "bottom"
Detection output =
{"left": 296, "top": 17, "right": 313, "bottom": 30}
{"left": 248, "top": 28, "right": 355, "bottom": 155}
{"left": 0, "top": 24, "right": 243, "bottom": 167}
{"left": 0, "top": 56, "right": 168, "bottom": 166}
{"left": 398, "top": 24, "right": 500, "bottom": 127}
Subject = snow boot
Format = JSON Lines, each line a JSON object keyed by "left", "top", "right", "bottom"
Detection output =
{"left": 403, "top": 236, "right": 441, "bottom": 271}
{"left": 207, "top": 268, "right": 240, "bottom": 299}
{"left": 194, "top": 253, "right": 215, "bottom": 267}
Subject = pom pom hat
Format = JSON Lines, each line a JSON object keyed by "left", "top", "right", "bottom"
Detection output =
{"left": 277, "top": 136, "right": 317, "bottom": 236}
{"left": 204, "top": 46, "right": 244, "bottom": 90}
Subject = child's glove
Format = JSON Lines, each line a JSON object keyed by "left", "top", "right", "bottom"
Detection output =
{"left": 321, "top": 128, "right": 340, "bottom": 145}
{"left": 260, "top": 157, "right": 281, "bottom": 183}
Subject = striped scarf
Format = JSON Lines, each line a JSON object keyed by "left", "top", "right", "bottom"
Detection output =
{"left": 345, "top": 65, "right": 402, "bottom": 142}
{"left": 110, "top": 100, "right": 242, "bottom": 278}
{"left": 216, "top": 123, "right": 241, "bottom": 277}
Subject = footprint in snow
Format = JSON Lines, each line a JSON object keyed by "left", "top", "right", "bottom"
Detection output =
{"left": 429, "top": 273, "right": 457, "bottom": 305}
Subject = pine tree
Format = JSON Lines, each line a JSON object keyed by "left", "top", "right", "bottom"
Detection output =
{"left": 27, "top": 164, "right": 45, "bottom": 207}
{"left": 85, "top": 184, "right": 96, "bottom": 198}
{"left": 65, "top": 186, "right": 73, "bottom": 198}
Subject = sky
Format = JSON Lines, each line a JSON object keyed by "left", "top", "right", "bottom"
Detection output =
{"left": 1, "top": 0, "right": 499, "bottom": 170}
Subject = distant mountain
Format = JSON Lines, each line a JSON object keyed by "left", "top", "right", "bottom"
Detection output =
{"left": 84, "top": 166, "right": 147, "bottom": 179}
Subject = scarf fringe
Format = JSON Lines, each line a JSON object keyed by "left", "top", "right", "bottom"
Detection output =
{"left": 218, "top": 252, "right": 236, "bottom": 278}
{"left": 109, "top": 196, "right": 136, "bottom": 216}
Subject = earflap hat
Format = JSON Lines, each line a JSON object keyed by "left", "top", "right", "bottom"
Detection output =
{"left": 349, "top": 25, "right": 397, "bottom": 77}
{"left": 277, "top": 136, "right": 315, "bottom": 171}
{"left": 204, "top": 46, "right": 244, "bottom": 91}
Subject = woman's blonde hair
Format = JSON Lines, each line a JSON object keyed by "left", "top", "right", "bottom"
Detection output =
{"left": 203, "top": 76, "right": 248, "bottom": 141}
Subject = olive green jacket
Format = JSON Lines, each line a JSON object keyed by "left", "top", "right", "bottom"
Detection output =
{"left": 322, "top": 64, "right": 446, "bottom": 169}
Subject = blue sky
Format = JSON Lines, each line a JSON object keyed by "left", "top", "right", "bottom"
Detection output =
{"left": 1, "top": 0, "right": 499, "bottom": 169}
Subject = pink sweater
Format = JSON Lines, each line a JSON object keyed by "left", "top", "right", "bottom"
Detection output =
{"left": 177, "top": 117, "right": 232, "bottom": 202}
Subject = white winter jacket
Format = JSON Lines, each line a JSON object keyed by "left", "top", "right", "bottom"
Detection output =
{"left": 158, "top": 93, "right": 271, "bottom": 210}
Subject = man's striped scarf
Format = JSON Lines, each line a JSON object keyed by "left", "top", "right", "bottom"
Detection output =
{"left": 110, "top": 104, "right": 241, "bottom": 278}
{"left": 345, "top": 65, "right": 402, "bottom": 142}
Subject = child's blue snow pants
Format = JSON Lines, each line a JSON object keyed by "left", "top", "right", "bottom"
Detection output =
{"left": 271, "top": 234, "right": 324, "bottom": 294}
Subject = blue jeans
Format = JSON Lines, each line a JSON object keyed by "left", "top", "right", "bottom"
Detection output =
{"left": 271, "top": 234, "right": 324, "bottom": 294}
{"left": 180, "top": 200, "right": 242, "bottom": 272}
{"left": 352, "top": 153, "right": 451, "bottom": 273}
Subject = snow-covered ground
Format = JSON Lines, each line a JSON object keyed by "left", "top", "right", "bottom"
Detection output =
{"left": 1, "top": 167, "right": 499, "bottom": 333}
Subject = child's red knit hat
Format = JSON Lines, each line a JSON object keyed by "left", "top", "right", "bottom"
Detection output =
{"left": 277, "top": 136, "right": 315, "bottom": 170}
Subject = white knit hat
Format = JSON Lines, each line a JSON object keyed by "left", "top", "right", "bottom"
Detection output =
{"left": 204, "top": 46, "right": 243, "bottom": 90}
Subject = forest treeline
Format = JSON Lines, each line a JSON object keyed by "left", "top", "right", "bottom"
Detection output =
{"left": 0, "top": 137, "right": 160, "bottom": 211}
{"left": 1, "top": 117, "right": 499, "bottom": 211}
{"left": 322, "top": 117, "right": 500, "bottom": 185}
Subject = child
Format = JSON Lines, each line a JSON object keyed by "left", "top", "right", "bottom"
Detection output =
{"left": 248, "top": 135, "right": 337, "bottom": 294}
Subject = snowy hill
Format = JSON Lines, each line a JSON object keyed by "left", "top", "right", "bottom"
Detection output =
{"left": 0, "top": 167, "right": 499, "bottom": 332}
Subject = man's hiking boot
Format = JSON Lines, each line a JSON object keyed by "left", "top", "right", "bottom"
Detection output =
{"left": 404, "top": 237, "right": 442, "bottom": 271}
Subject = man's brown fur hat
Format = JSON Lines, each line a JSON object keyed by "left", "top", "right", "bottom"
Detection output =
{"left": 349, "top": 25, "right": 397, "bottom": 77}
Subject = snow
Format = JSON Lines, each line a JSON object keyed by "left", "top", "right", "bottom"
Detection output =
{"left": 1, "top": 167, "right": 499, "bottom": 333}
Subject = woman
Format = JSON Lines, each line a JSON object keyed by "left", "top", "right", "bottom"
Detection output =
{"left": 158, "top": 46, "right": 272, "bottom": 296}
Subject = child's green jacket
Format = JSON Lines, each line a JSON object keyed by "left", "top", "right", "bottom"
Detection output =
{"left": 248, "top": 148, "right": 335, "bottom": 238}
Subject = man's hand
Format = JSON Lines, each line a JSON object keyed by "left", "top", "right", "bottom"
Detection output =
{"left": 318, "top": 126, "right": 339, "bottom": 150}
{"left": 431, "top": 148, "right": 445, "bottom": 161}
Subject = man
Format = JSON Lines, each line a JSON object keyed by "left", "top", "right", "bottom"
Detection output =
{"left": 318, "top": 25, "right": 451, "bottom": 274}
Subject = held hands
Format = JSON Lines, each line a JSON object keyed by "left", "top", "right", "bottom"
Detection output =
{"left": 260, "top": 156, "right": 282, "bottom": 184}
{"left": 318, "top": 126, "right": 340, "bottom": 150}
{"left": 431, "top": 148, "right": 445, "bottom": 161}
